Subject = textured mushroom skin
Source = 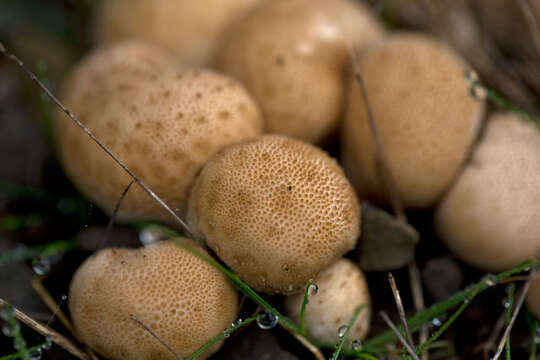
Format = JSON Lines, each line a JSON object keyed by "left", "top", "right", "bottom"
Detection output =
{"left": 69, "top": 240, "right": 238, "bottom": 360}
{"left": 187, "top": 135, "right": 361, "bottom": 294}
{"left": 55, "top": 42, "right": 263, "bottom": 226}
{"left": 215, "top": 0, "right": 383, "bottom": 144}
{"left": 343, "top": 32, "right": 484, "bottom": 207}
{"left": 95, "top": 0, "right": 265, "bottom": 66}
{"left": 285, "top": 259, "right": 371, "bottom": 343}
{"left": 435, "top": 113, "right": 540, "bottom": 271}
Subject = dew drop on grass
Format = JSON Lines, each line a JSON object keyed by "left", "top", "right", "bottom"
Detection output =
{"left": 61, "top": 295, "right": 67, "bottom": 301}
{"left": 231, "top": 318, "right": 242, "bottom": 327}
{"left": 1, "top": 324, "right": 12, "bottom": 337}
{"left": 256, "top": 310, "right": 278, "bottom": 330}
{"left": 31, "top": 257, "right": 51, "bottom": 275}
{"left": 308, "top": 283, "right": 318, "bottom": 297}
{"left": 43, "top": 335, "right": 53, "bottom": 350}
{"left": 223, "top": 328, "right": 230, "bottom": 338}
{"left": 484, "top": 274, "right": 498, "bottom": 287}
{"left": 432, "top": 317, "right": 442, "bottom": 327}
{"left": 29, "top": 348, "right": 42, "bottom": 360}
{"left": 351, "top": 339, "right": 362, "bottom": 350}
{"left": 338, "top": 325, "right": 348, "bottom": 338}
{"left": 139, "top": 226, "right": 163, "bottom": 246}
{"left": 502, "top": 299, "right": 511, "bottom": 309}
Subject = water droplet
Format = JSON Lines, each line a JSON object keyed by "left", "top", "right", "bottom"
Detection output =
{"left": 231, "top": 319, "right": 242, "bottom": 327}
{"left": 308, "top": 283, "right": 319, "bottom": 297}
{"left": 484, "top": 274, "right": 498, "bottom": 287}
{"left": 61, "top": 295, "right": 67, "bottom": 301}
{"left": 432, "top": 318, "right": 442, "bottom": 327}
{"left": 351, "top": 339, "right": 362, "bottom": 350}
{"left": 464, "top": 69, "right": 479, "bottom": 82}
{"left": 43, "top": 335, "right": 53, "bottom": 350}
{"left": 338, "top": 325, "right": 348, "bottom": 338}
{"left": 468, "top": 83, "right": 487, "bottom": 100}
{"left": 29, "top": 348, "right": 42, "bottom": 360}
{"left": 256, "top": 310, "right": 278, "bottom": 330}
{"left": 31, "top": 258, "right": 51, "bottom": 275}
{"left": 534, "top": 335, "right": 540, "bottom": 344}
{"left": 502, "top": 299, "right": 511, "bottom": 309}
{"left": 223, "top": 328, "right": 230, "bottom": 338}
{"left": 1, "top": 324, "right": 13, "bottom": 337}
{"left": 139, "top": 226, "right": 163, "bottom": 246}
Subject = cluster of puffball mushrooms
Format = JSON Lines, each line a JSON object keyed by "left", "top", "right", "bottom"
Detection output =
{"left": 50, "top": 0, "right": 540, "bottom": 358}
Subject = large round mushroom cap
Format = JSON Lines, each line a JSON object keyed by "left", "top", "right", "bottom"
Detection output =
{"left": 285, "top": 259, "right": 371, "bottom": 343}
{"left": 435, "top": 113, "right": 540, "bottom": 271}
{"left": 187, "top": 135, "right": 361, "bottom": 294}
{"left": 94, "top": 0, "right": 264, "bottom": 66}
{"left": 69, "top": 240, "right": 238, "bottom": 360}
{"left": 343, "top": 32, "right": 485, "bottom": 207}
{"left": 215, "top": 0, "right": 383, "bottom": 144}
{"left": 55, "top": 43, "right": 263, "bottom": 226}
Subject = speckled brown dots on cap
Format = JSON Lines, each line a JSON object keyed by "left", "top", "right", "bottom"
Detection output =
{"left": 215, "top": 0, "right": 383, "bottom": 144}
{"left": 68, "top": 240, "right": 238, "bottom": 360}
{"left": 56, "top": 49, "right": 263, "bottom": 227}
{"left": 95, "top": 0, "right": 265, "bottom": 66}
{"left": 435, "top": 113, "right": 540, "bottom": 271}
{"left": 285, "top": 259, "right": 371, "bottom": 343}
{"left": 343, "top": 32, "right": 485, "bottom": 208}
{"left": 187, "top": 135, "right": 361, "bottom": 294}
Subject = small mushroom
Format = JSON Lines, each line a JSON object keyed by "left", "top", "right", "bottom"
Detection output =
{"left": 187, "top": 135, "right": 361, "bottom": 294}
{"left": 94, "top": 0, "right": 265, "bottom": 66}
{"left": 215, "top": 0, "right": 383, "bottom": 144}
{"left": 68, "top": 240, "right": 238, "bottom": 360}
{"left": 284, "top": 258, "right": 371, "bottom": 344}
{"left": 435, "top": 113, "right": 540, "bottom": 271}
{"left": 343, "top": 32, "right": 485, "bottom": 207}
{"left": 55, "top": 42, "right": 263, "bottom": 226}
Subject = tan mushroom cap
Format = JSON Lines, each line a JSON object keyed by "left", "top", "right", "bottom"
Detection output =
{"left": 215, "top": 0, "right": 383, "bottom": 144}
{"left": 55, "top": 44, "right": 263, "bottom": 226}
{"left": 187, "top": 135, "right": 361, "bottom": 294}
{"left": 343, "top": 32, "right": 485, "bottom": 208}
{"left": 435, "top": 113, "right": 540, "bottom": 271}
{"left": 526, "top": 272, "right": 540, "bottom": 319}
{"left": 68, "top": 240, "right": 238, "bottom": 360}
{"left": 95, "top": 0, "right": 264, "bottom": 66}
{"left": 284, "top": 258, "right": 371, "bottom": 343}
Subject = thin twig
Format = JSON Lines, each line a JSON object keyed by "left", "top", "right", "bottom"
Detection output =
{"left": 518, "top": 0, "right": 540, "bottom": 55}
{"left": 388, "top": 273, "right": 415, "bottom": 350}
{"left": 31, "top": 276, "right": 73, "bottom": 333}
{"left": 100, "top": 180, "right": 134, "bottom": 248}
{"left": 0, "top": 298, "right": 89, "bottom": 360}
{"left": 350, "top": 45, "right": 406, "bottom": 223}
{"left": 478, "top": 311, "right": 506, "bottom": 360}
{"left": 492, "top": 267, "right": 538, "bottom": 360}
{"left": 379, "top": 311, "right": 420, "bottom": 360}
{"left": 409, "top": 262, "right": 428, "bottom": 360}
{"left": 0, "top": 42, "right": 194, "bottom": 239}
{"left": 130, "top": 314, "right": 184, "bottom": 360}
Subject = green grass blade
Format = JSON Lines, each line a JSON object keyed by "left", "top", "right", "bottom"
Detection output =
{"left": 298, "top": 279, "right": 313, "bottom": 336}
{"left": 0, "top": 239, "right": 76, "bottom": 267}
{"left": 2, "top": 302, "right": 30, "bottom": 360}
{"left": 526, "top": 310, "right": 539, "bottom": 360}
{"left": 331, "top": 305, "right": 365, "bottom": 360}
{"left": 188, "top": 315, "right": 261, "bottom": 360}
{"left": 505, "top": 284, "right": 516, "bottom": 360}
{"left": 0, "top": 342, "right": 48, "bottom": 360}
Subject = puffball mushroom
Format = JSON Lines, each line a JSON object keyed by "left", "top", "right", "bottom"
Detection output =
{"left": 343, "top": 32, "right": 485, "bottom": 207}
{"left": 95, "top": 0, "right": 264, "bottom": 66}
{"left": 285, "top": 259, "right": 371, "bottom": 343}
{"left": 187, "top": 135, "right": 360, "bottom": 294}
{"left": 214, "top": 0, "right": 383, "bottom": 144}
{"left": 68, "top": 240, "right": 238, "bottom": 360}
{"left": 435, "top": 113, "right": 540, "bottom": 271}
{"left": 55, "top": 42, "right": 263, "bottom": 226}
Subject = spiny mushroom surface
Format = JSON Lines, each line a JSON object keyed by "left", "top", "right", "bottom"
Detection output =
{"left": 435, "top": 113, "right": 540, "bottom": 271}
{"left": 55, "top": 42, "right": 263, "bottom": 226}
{"left": 68, "top": 240, "right": 238, "bottom": 360}
{"left": 215, "top": 0, "right": 383, "bottom": 144}
{"left": 285, "top": 258, "right": 371, "bottom": 344}
{"left": 187, "top": 135, "right": 360, "bottom": 294}
{"left": 343, "top": 32, "right": 485, "bottom": 208}
{"left": 94, "top": 0, "right": 264, "bottom": 66}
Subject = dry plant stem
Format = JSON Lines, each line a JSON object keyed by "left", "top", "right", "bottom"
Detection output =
{"left": 0, "top": 42, "right": 195, "bottom": 239}
{"left": 479, "top": 311, "right": 506, "bottom": 360}
{"left": 101, "top": 180, "right": 134, "bottom": 248}
{"left": 0, "top": 298, "right": 89, "bottom": 360}
{"left": 518, "top": 0, "right": 540, "bottom": 54}
{"left": 130, "top": 314, "right": 184, "bottom": 360}
{"left": 290, "top": 331, "right": 325, "bottom": 360}
{"left": 350, "top": 46, "right": 406, "bottom": 223}
{"left": 379, "top": 311, "right": 420, "bottom": 360}
{"left": 388, "top": 273, "right": 415, "bottom": 350}
{"left": 31, "top": 275, "right": 73, "bottom": 333}
{"left": 408, "top": 262, "right": 428, "bottom": 360}
{"left": 492, "top": 268, "right": 537, "bottom": 360}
